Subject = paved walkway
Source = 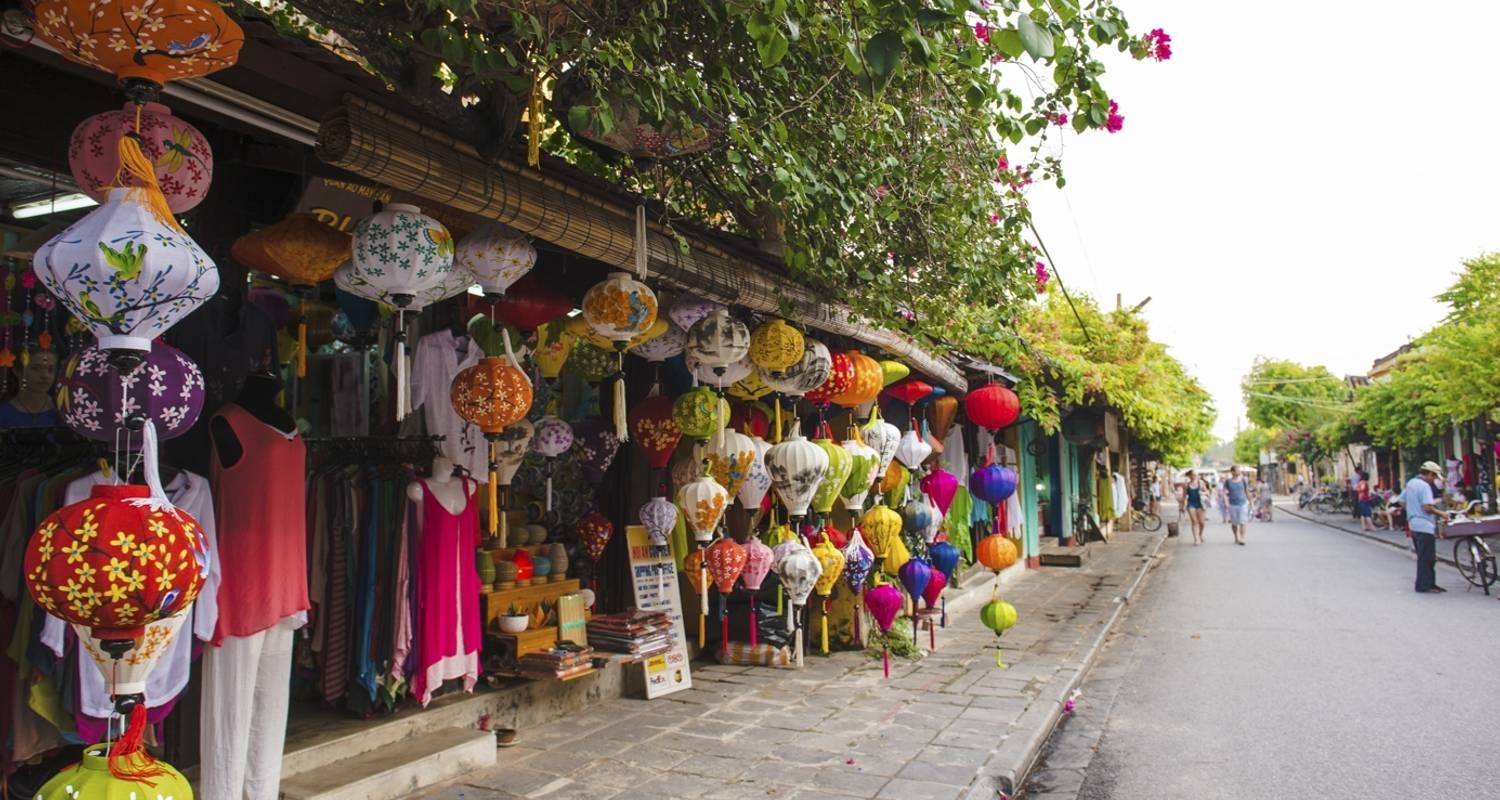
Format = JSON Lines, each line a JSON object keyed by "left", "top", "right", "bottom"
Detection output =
{"left": 1277, "top": 500, "right": 1455, "bottom": 566}
{"left": 418, "top": 530, "right": 1165, "bottom": 800}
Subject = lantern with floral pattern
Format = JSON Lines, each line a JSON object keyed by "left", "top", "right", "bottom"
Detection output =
{"left": 232, "top": 213, "right": 351, "bottom": 286}
{"left": 748, "top": 319, "right": 804, "bottom": 371}
{"left": 70, "top": 103, "right": 213, "bottom": 214}
{"left": 59, "top": 342, "right": 204, "bottom": 442}
{"left": 456, "top": 223, "right": 535, "bottom": 301}
{"left": 32, "top": 0, "right": 245, "bottom": 92}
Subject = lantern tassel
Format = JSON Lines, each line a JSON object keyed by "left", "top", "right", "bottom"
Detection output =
{"left": 773, "top": 397, "right": 782, "bottom": 443}
{"left": 527, "top": 73, "right": 543, "bottom": 169}
{"left": 488, "top": 472, "right": 499, "bottom": 538}
{"left": 125, "top": 421, "right": 176, "bottom": 516}
{"left": 941, "top": 596, "right": 947, "bottom": 628}
{"left": 297, "top": 320, "right": 308, "bottom": 377}
{"left": 546, "top": 473, "right": 553, "bottom": 512}
{"left": 634, "top": 204, "right": 649, "bottom": 280}
{"left": 795, "top": 607, "right": 804, "bottom": 668}
{"left": 996, "top": 642, "right": 1007, "bottom": 669}
{"left": 820, "top": 601, "right": 829, "bottom": 655}
{"left": 110, "top": 703, "right": 167, "bottom": 784}
{"left": 613, "top": 361, "right": 629, "bottom": 443}
{"left": 719, "top": 595, "right": 729, "bottom": 654}
{"left": 114, "top": 124, "right": 182, "bottom": 234}
{"left": 882, "top": 644, "right": 889, "bottom": 679}
{"left": 394, "top": 313, "right": 408, "bottom": 421}
{"left": 749, "top": 591, "right": 758, "bottom": 648}
{"left": 854, "top": 589, "right": 862, "bottom": 642}
{"left": 929, "top": 616, "right": 935, "bottom": 651}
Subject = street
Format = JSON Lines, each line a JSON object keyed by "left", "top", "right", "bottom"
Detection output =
{"left": 1025, "top": 510, "right": 1500, "bottom": 800}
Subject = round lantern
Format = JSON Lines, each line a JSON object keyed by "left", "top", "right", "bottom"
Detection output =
{"left": 630, "top": 321, "right": 687, "bottom": 362}
{"left": 231, "top": 213, "right": 350, "bottom": 285}
{"left": 759, "top": 339, "right": 832, "bottom": 398}
{"left": 33, "top": 0, "right": 244, "bottom": 91}
{"left": 970, "top": 463, "right": 1019, "bottom": 505}
{"left": 775, "top": 540, "right": 822, "bottom": 609}
{"left": 456, "top": 223, "right": 535, "bottom": 300}
{"left": 832, "top": 351, "right": 883, "bottom": 408}
{"left": 629, "top": 394, "right": 682, "bottom": 470}
{"left": 981, "top": 599, "right": 1018, "bottom": 667}
{"left": 686, "top": 352, "right": 752, "bottom": 386}
{"left": 764, "top": 434, "right": 829, "bottom": 519}
{"left": 706, "top": 428, "right": 757, "bottom": 498}
{"left": 685, "top": 309, "right": 750, "bottom": 378}
{"left": 450, "top": 357, "right": 533, "bottom": 435}
{"left": 902, "top": 498, "right": 936, "bottom": 536}
{"left": 34, "top": 187, "right": 218, "bottom": 365}
{"left": 976, "top": 534, "right": 1019, "bottom": 573}
{"left": 928, "top": 541, "right": 961, "bottom": 582}
{"left": 885, "top": 378, "right": 934, "bottom": 407}
{"left": 880, "top": 360, "right": 910, "bottom": 386}
{"left": 585, "top": 316, "right": 667, "bottom": 352}
{"left": 344, "top": 204, "right": 458, "bottom": 309}
{"left": 804, "top": 350, "right": 853, "bottom": 406}
{"left": 705, "top": 537, "right": 747, "bottom": 594}
{"left": 577, "top": 512, "right": 614, "bottom": 561}
{"left": 810, "top": 438, "right": 854, "bottom": 516}
{"left": 639, "top": 496, "right": 678, "bottom": 546}
{"left": 534, "top": 321, "right": 579, "bottom": 380}
{"left": 737, "top": 436, "right": 773, "bottom": 511}
{"left": 840, "top": 435, "right": 882, "bottom": 511}
{"left": 677, "top": 474, "right": 729, "bottom": 543}
{"left": 495, "top": 275, "right": 574, "bottom": 331}
{"left": 36, "top": 743, "right": 194, "bottom": 799}
{"left": 59, "top": 342, "right": 204, "bottom": 441}
{"left": 921, "top": 468, "right": 960, "bottom": 516}
{"left": 862, "top": 413, "right": 901, "bottom": 478}
{"left": 672, "top": 386, "right": 729, "bottom": 441}
{"left": 860, "top": 505, "right": 902, "bottom": 559}
{"left": 667, "top": 295, "right": 723, "bottom": 331}
{"left": 582, "top": 272, "right": 659, "bottom": 346}
{"left": 70, "top": 103, "right": 213, "bottom": 214}
{"left": 748, "top": 319, "right": 804, "bottom": 371}
{"left": 532, "top": 416, "right": 574, "bottom": 458}
{"left": 894, "top": 429, "right": 934, "bottom": 470}
{"left": 729, "top": 369, "right": 774, "bottom": 402}
{"left": 566, "top": 340, "right": 616, "bottom": 383}
{"left": 966, "top": 383, "right": 1022, "bottom": 431}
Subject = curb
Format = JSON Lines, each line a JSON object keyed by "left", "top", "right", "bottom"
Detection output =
{"left": 964, "top": 532, "right": 1168, "bottom": 799}
{"left": 1276, "top": 502, "right": 1456, "bottom": 567}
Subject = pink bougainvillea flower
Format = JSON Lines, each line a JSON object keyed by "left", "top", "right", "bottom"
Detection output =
{"left": 1145, "top": 28, "right": 1172, "bottom": 61}
{"left": 988, "top": 212, "right": 1001, "bottom": 225}
{"left": 991, "top": 53, "right": 1007, "bottom": 64}
{"left": 1052, "top": 112, "right": 1069, "bottom": 126}
{"left": 973, "top": 22, "right": 991, "bottom": 44}
{"left": 1034, "top": 261, "right": 1050, "bottom": 292}
{"left": 1106, "top": 100, "right": 1124, "bottom": 133}
{"left": 996, "top": 155, "right": 1009, "bottom": 173}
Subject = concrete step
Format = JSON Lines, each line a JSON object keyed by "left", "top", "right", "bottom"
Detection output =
{"left": 1038, "top": 541, "right": 1089, "bottom": 567}
{"left": 278, "top": 727, "right": 495, "bottom": 800}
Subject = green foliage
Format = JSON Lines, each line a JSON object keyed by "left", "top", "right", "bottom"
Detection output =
{"left": 952, "top": 292, "right": 1215, "bottom": 466}
{"left": 1233, "top": 426, "right": 1274, "bottom": 466}
{"left": 1241, "top": 359, "right": 1349, "bottom": 431}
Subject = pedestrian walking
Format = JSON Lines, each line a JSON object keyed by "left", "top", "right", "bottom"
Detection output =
{"left": 1403, "top": 461, "right": 1447, "bottom": 593}
{"left": 1356, "top": 469, "right": 1375, "bottom": 532}
{"left": 1180, "top": 469, "right": 1209, "bottom": 544}
{"left": 1254, "top": 477, "right": 1274, "bottom": 521}
{"left": 1224, "top": 466, "right": 1251, "bottom": 544}
{"left": 1216, "top": 480, "right": 1231, "bottom": 525}
{"left": 1149, "top": 472, "right": 1163, "bottom": 516}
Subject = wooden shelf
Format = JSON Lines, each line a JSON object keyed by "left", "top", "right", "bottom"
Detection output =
{"left": 481, "top": 579, "right": 581, "bottom": 627}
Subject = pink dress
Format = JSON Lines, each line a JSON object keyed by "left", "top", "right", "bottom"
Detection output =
{"left": 411, "top": 478, "right": 482, "bottom": 706}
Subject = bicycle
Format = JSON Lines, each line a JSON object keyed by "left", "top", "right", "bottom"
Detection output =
{"left": 1126, "top": 506, "right": 1162, "bottom": 532}
{"left": 1443, "top": 502, "right": 1497, "bottom": 594}
{"left": 1072, "top": 500, "right": 1109, "bottom": 544}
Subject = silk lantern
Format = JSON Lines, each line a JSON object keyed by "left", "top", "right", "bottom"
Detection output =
{"left": 231, "top": 213, "right": 350, "bottom": 285}
{"left": 685, "top": 309, "right": 750, "bottom": 383}
{"left": 929, "top": 541, "right": 961, "bottom": 582}
{"left": 885, "top": 378, "right": 933, "bottom": 408}
{"left": 810, "top": 437, "right": 853, "bottom": 516}
{"left": 966, "top": 383, "right": 1021, "bottom": 430}
{"left": 565, "top": 340, "right": 615, "bottom": 383}
{"left": 59, "top": 342, "right": 203, "bottom": 442}
{"left": 833, "top": 351, "right": 882, "bottom": 408}
{"left": 774, "top": 540, "right": 822, "bottom": 667}
{"left": 741, "top": 536, "right": 775, "bottom": 647}
{"left": 36, "top": 743, "right": 194, "bottom": 799}
{"left": 33, "top": 0, "right": 244, "bottom": 91}
{"left": 902, "top": 498, "right": 936, "bottom": 537}
{"left": 687, "top": 352, "right": 752, "bottom": 386}
{"left": 805, "top": 350, "right": 853, "bottom": 406}
{"left": 34, "top": 187, "right": 218, "bottom": 368}
{"left": 533, "top": 320, "right": 579, "bottom": 380}
{"left": 729, "top": 369, "right": 774, "bottom": 402}
{"left": 894, "top": 429, "right": 933, "bottom": 471}
{"left": 841, "top": 529, "right": 876, "bottom": 641}
{"left": 898, "top": 557, "right": 931, "bottom": 614}
{"left": 927, "top": 395, "right": 959, "bottom": 441}
{"left": 672, "top": 385, "right": 728, "bottom": 441}
{"left": 811, "top": 538, "right": 846, "bottom": 653}
{"left": 707, "top": 427, "right": 757, "bottom": 498}
{"left": 577, "top": 512, "right": 614, "bottom": 562}
{"left": 864, "top": 583, "right": 904, "bottom": 677}
{"left": 840, "top": 433, "right": 881, "bottom": 511}
{"left": 862, "top": 413, "right": 901, "bottom": 478}
{"left": 584, "top": 316, "right": 667, "bottom": 352}
{"left": 880, "top": 360, "right": 910, "bottom": 386}
{"left": 629, "top": 394, "right": 682, "bottom": 470}
{"left": 630, "top": 321, "right": 687, "bottom": 362}
{"left": 759, "top": 339, "right": 832, "bottom": 399}
{"left": 977, "top": 534, "right": 1019, "bottom": 573}
{"left": 467, "top": 315, "right": 526, "bottom": 361}
{"left": 582, "top": 271, "right": 659, "bottom": 440}
{"left": 921, "top": 468, "right": 960, "bottom": 516}
{"left": 860, "top": 505, "right": 902, "bottom": 559}
{"left": 451, "top": 332, "right": 533, "bottom": 542}
{"left": 682, "top": 548, "right": 705, "bottom": 597}
{"left": 678, "top": 473, "right": 729, "bottom": 543}
{"left": 705, "top": 537, "right": 747, "bottom": 594}
{"left": 748, "top": 319, "right": 804, "bottom": 371}
{"left": 456, "top": 223, "right": 535, "bottom": 300}
{"left": 572, "top": 417, "right": 622, "bottom": 482}
{"left": 344, "top": 204, "right": 457, "bottom": 309}
{"left": 882, "top": 531, "right": 911, "bottom": 575}
{"left": 493, "top": 419, "right": 534, "bottom": 487}
{"left": 765, "top": 433, "right": 829, "bottom": 520}
{"left": 880, "top": 462, "right": 910, "bottom": 506}
{"left": 737, "top": 436, "right": 773, "bottom": 511}
{"left": 728, "top": 403, "right": 771, "bottom": 438}
{"left": 921, "top": 565, "right": 948, "bottom": 642}
{"left": 70, "top": 103, "right": 213, "bottom": 214}
{"left": 667, "top": 294, "right": 723, "bottom": 331}
{"left": 531, "top": 416, "right": 573, "bottom": 511}
{"left": 970, "top": 463, "right": 1018, "bottom": 505}
{"left": 495, "top": 276, "right": 574, "bottom": 333}
{"left": 639, "top": 496, "right": 678, "bottom": 546}
{"left": 981, "top": 599, "right": 1018, "bottom": 667}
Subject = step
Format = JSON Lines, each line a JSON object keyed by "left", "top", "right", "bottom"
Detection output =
{"left": 1038, "top": 541, "right": 1089, "bottom": 567}
{"left": 278, "top": 727, "right": 495, "bottom": 800}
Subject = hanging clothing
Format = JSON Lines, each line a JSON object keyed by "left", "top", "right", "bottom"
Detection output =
{"left": 410, "top": 330, "right": 486, "bottom": 478}
{"left": 410, "top": 477, "right": 481, "bottom": 706}
{"left": 1112, "top": 472, "right": 1129, "bottom": 518}
{"left": 1096, "top": 472, "right": 1116, "bottom": 521}
{"left": 39, "top": 469, "right": 219, "bottom": 724}
{"left": 210, "top": 404, "right": 310, "bottom": 643}
{"left": 200, "top": 615, "right": 298, "bottom": 800}
{"left": 939, "top": 424, "right": 967, "bottom": 479}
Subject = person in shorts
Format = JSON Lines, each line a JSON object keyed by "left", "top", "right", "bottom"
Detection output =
{"left": 1356, "top": 469, "right": 1375, "bottom": 531}
{"left": 1180, "top": 470, "right": 1209, "bottom": 544}
{"left": 1224, "top": 465, "right": 1251, "bottom": 545}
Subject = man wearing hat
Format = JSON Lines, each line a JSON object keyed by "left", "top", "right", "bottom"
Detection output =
{"left": 1402, "top": 461, "right": 1447, "bottom": 593}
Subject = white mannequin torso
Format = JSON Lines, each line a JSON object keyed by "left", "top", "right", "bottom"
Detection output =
{"left": 408, "top": 455, "right": 473, "bottom": 514}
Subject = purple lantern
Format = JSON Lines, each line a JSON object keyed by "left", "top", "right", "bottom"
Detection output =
{"left": 920, "top": 468, "right": 959, "bottom": 516}
{"left": 572, "top": 416, "right": 622, "bottom": 482}
{"left": 928, "top": 541, "right": 961, "bottom": 582}
{"left": 898, "top": 556, "right": 931, "bottom": 607}
{"left": 842, "top": 529, "right": 876, "bottom": 594}
{"left": 969, "top": 463, "right": 1018, "bottom": 505}
{"left": 59, "top": 343, "right": 205, "bottom": 441}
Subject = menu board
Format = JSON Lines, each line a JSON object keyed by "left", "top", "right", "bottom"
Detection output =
{"left": 625, "top": 525, "right": 692, "bottom": 699}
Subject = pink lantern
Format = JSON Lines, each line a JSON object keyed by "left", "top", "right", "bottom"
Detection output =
{"left": 865, "top": 583, "right": 905, "bottom": 678}
{"left": 69, "top": 103, "right": 213, "bottom": 214}
{"left": 922, "top": 564, "right": 947, "bottom": 609}
{"left": 920, "top": 468, "right": 959, "bottom": 516}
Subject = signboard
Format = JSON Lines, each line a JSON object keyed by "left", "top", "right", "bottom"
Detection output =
{"left": 625, "top": 524, "right": 692, "bottom": 699}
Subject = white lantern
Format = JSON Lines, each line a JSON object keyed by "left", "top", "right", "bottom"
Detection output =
{"left": 531, "top": 416, "right": 574, "bottom": 457}
{"left": 456, "top": 223, "right": 535, "bottom": 300}
{"left": 34, "top": 187, "right": 218, "bottom": 364}
{"left": 894, "top": 428, "right": 933, "bottom": 470}
{"left": 667, "top": 294, "right": 723, "bottom": 331}
{"left": 686, "top": 352, "right": 752, "bottom": 386}
{"left": 759, "top": 339, "right": 832, "bottom": 398}
{"left": 863, "top": 415, "right": 901, "bottom": 477}
{"left": 677, "top": 474, "right": 729, "bottom": 543}
{"left": 639, "top": 496, "right": 678, "bottom": 546}
{"left": 343, "top": 204, "right": 458, "bottom": 309}
{"left": 737, "top": 436, "right": 772, "bottom": 511}
{"left": 493, "top": 419, "right": 535, "bottom": 486}
{"left": 630, "top": 321, "right": 687, "bottom": 362}
{"left": 582, "top": 271, "right": 659, "bottom": 345}
{"left": 775, "top": 541, "right": 823, "bottom": 607}
{"left": 841, "top": 437, "right": 881, "bottom": 511}
{"left": 74, "top": 613, "right": 186, "bottom": 697}
{"left": 685, "top": 308, "right": 750, "bottom": 373}
{"left": 764, "top": 434, "right": 829, "bottom": 519}
{"left": 706, "top": 427, "right": 757, "bottom": 498}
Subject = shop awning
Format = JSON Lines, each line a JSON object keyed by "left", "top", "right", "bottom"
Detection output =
{"left": 315, "top": 96, "right": 966, "bottom": 391}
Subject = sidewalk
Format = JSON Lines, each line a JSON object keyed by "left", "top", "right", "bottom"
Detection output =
{"left": 1277, "top": 501, "right": 1452, "bottom": 566}
{"left": 419, "top": 530, "right": 1166, "bottom": 800}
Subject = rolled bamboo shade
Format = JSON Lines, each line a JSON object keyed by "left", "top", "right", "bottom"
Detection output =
{"left": 316, "top": 96, "right": 966, "bottom": 391}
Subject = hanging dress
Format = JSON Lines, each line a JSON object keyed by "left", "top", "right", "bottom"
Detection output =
{"left": 411, "top": 478, "right": 481, "bottom": 706}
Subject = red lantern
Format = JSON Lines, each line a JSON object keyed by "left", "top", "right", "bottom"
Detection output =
{"left": 24, "top": 484, "right": 207, "bottom": 643}
{"left": 805, "top": 351, "right": 854, "bottom": 406}
{"left": 728, "top": 402, "right": 770, "bottom": 438}
{"left": 577, "top": 512, "right": 614, "bottom": 561}
{"left": 628, "top": 394, "right": 682, "bottom": 470}
{"left": 966, "top": 384, "right": 1021, "bottom": 430}
{"left": 885, "top": 378, "right": 934, "bottom": 407}
{"left": 704, "top": 537, "right": 747, "bottom": 594}
{"left": 492, "top": 275, "right": 574, "bottom": 331}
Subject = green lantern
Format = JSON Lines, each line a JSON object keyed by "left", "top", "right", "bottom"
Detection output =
{"left": 980, "top": 599, "right": 1018, "bottom": 667}
{"left": 36, "top": 744, "right": 194, "bottom": 800}
{"left": 468, "top": 314, "right": 524, "bottom": 359}
{"left": 672, "top": 386, "right": 728, "bottom": 441}
{"left": 566, "top": 340, "right": 616, "bottom": 383}
{"left": 810, "top": 437, "right": 853, "bottom": 515}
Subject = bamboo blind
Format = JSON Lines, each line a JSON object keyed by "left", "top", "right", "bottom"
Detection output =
{"left": 316, "top": 96, "right": 966, "bottom": 391}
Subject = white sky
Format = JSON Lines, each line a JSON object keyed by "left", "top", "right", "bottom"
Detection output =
{"left": 1024, "top": 0, "right": 1500, "bottom": 442}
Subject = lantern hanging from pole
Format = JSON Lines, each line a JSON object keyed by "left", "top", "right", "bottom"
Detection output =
{"left": 70, "top": 102, "right": 213, "bottom": 214}
{"left": 864, "top": 582, "right": 903, "bottom": 677}
{"left": 565, "top": 340, "right": 616, "bottom": 383}
{"left": 729, "top": 369, "right": 774, "bottom": 402}
{"left": 764, "top": 433, "right": 829, "bottom": 521}
{"left": 706, "top": 427, "right": 757, "bottom": 498}
{"left": 880, "top": 360, "right": 910, "bottom": 386}
{"left": 832, "top": 351, "right": 883, "bottom": 409}
{"left": 672, "top": 385, "right": 729, "bottom": 442}
{"left": 885, "top": 378, "right": 934, "bottom": 408}
{"left": 630, "top": 320, "right": 687, "bottom": 362}
{"left": 450, "top": 332, "right": 533, "bottom": 543}
{"left": 928, "top": 541, "right": 961, "bottom": 583}
{"left": 684, "top": 309, "right": 750, "bottom": 381}
{"left": 970, "top": 462, "right": 1019, "bottom": 506}
{"left": 705, "top": 537, "right": 747, "bottom": 594}
{"left": 667, "top": 295, "right": 723, "bottom": 331}
{"left": 342, "top": 204, "right": 458, "bottom": 309}
{"left": 862, "top": 411, "right": 901, "bottom": 483}
{"left": 748, "top": 319, "right": 804, "bottom": 371}
{"left": 494, "top": 275, "right": 575, "bottom": 332}
{"left": 571, "top": 417, "right": 622, "bottom": 482}
{"left": 32, "top": 0, "right": 244, "bottom": 93}
{"left": 686, "top": 352, "right": 752, "bottom": 386}
{"left": 894, "top": 429, "right": 933, "bottom": 471}
{"left": 842, "top": 530, "right": 875, "bottom": 594}
{"left": 577, "top": 512, "right": 614, "bottom": 562}
{"left": 774, "top": 539, "right": 822, "bottom": 668}
{"left": 231, "top": 213, "right": 350, "bottom": 285}
{"left": 902, "top": 497, "right": 936, "bottom": 538}
{"left": 737, "top": 436, "right": 773, "bottom": 511}
{"left": 879, "top": 462, "right": 910, "bottom": 507}
{"left": 741, "top": 535, "right": 774, "bottom": 648}
{"left": 810, "top": 437, "right": 854, "bottom": 517}
{"left": 677, "top": 472, "right": 729, "bottom": 544}
{"left": 859, "top": 504, "right": 902, "bottom": 559}
{"left": 966, "top": 383, "right": 1022, "bottom": 431}
{"left": 639, "top": 496, "right": 678, "bottom": 546}
{"left": 759, "top": 339, "right": 832, "bottom": 399}
{"left": 811, "top": 537, "right": 845, "bottom": 654}
{"left": 977, "top": 534, "right": 1019, "bottom": 573}
{"left": 927, "top": 395, "right": 959, "bottom": 441}
{"left": 804, "top": 350, "right": 853, "bottom": 406}
{"left": 533, "top": 320, "right": 580, "bottom": 381}
{"left": 59, "top": 342, "right": 204, "bottom": 442}
{"left": 981, "top": 599, "right": 1018, "bottom": 667}
{"left": 840, "top": 431, "right": 881, "bottom": 512}
{"left": 581, "top": 271, "right": 659, "bottom": 344}
{"left": 455, "top": 223, "right": 536, "bottom": 301}
{"left": 629, "top": 394, "right": 682, "bottom": 470}
{"left": 921, "top": 468, "right": 960, "bottom": 516}
{"left": 531, "top": 416, "right": 573, "bottom": 511}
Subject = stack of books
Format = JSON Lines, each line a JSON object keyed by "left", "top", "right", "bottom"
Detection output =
{"left": 517, "top": 645, "right": 594, "bottom": 680}
{"left": 586, "top": 610, "right": 674, "bottom": 658}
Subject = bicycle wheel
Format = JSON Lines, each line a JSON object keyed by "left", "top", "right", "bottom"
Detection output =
{"left": 1454, "top": 538, "right": 1484, "bottom": 587}
{"left": 1140, "top": 511, "right": 1162, "bottom": 532}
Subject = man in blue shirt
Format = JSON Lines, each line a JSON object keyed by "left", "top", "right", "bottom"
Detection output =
{"left": 1402, "top": 461, "right": 1446, "bottom": 593}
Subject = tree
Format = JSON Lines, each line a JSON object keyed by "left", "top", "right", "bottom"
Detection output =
{"left": 1233, "top": 426, "right": 1274, "bottom": 466}
{"left": 1241, "top": 359, "right": 1350, "bottom": 431}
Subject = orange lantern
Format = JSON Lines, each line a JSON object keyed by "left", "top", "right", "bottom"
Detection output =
{"left": 32, "top": 0, "right": 245, "bottom": 93}
{"left": 231, "top": 214, "right": 351, "bottom": 286}
{"left": 450, "top": 357, "right": 534, "bottom": 435}
{"left": 833, "top": 350, "right": 882, "bottom": 408}
{"left": 976, "top": 534, "right": 1019, "bottom": 573}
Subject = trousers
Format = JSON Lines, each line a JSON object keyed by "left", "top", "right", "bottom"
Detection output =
{"left": 201, "top": 616, "right": 297, "bottom": 800}
{"left": 1412, "top": 532, "right": 1437, "bottom": 592}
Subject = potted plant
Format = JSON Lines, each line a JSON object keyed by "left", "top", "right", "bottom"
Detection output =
{"left": 499, "top": 603, "right": 530, "bottom": 634}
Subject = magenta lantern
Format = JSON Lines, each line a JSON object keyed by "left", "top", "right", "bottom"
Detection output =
{"left": 920, "top": 468, "right": 959, "bottom": 516}
{"left": 69, "top": 102, "right": 213, "bottom": 214}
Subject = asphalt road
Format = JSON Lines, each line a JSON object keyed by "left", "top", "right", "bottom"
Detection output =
{"left": 1030, "top": 512, "right": 1500, "bottom": 800}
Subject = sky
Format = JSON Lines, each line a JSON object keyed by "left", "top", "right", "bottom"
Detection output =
{"left": 1024, "top": 0, "right": 1500, "bottom": 442}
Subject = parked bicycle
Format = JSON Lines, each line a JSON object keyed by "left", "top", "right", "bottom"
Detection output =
{"left": 1073, "top": 500, "right": 1109, "bottom": 544}
{"left": 1444, "top": 501, "right": 1497, "bottom": 594}
{"left": 1126, "top": 506, "right": 1162, "bottom": 532}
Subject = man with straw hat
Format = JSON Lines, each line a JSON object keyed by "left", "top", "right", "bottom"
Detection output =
{"left": 1402, "top": 461, "right": 1447, "bottom": 593}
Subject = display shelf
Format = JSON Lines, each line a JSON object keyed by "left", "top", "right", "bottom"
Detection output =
{"left": 481, "top": 579, "right": 581, "bottom": 626}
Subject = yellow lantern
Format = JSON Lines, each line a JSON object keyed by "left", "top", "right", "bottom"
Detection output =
{"left": 533, "top": 321, "right": 579, "bottom": 380}
{"left": 860, "top": 505, "right": 903, "bottom": 558}
{"left": 749, "top": 319, "right": 804, "bottom": 371}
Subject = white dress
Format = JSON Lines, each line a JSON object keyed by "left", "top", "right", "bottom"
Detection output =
{"left": 411, "top": 329, "right": 487, "bottom": 478}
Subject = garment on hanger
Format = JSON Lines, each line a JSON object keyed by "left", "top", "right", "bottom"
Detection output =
{"left": 410, "top": 330, "right": 486, "bottom": 477}
{"left": 409, "top": 477, "right": 481, "bottom": 706}
{"left": 1112, "top": 472, "right": 1129, "bottom": 518}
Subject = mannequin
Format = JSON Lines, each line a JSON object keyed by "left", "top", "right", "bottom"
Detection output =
{"left": 210, "top": 369, "right": 295, "bottom": 468}
{"left": 408, "top": 453, "right": 472, "bottom": 512}
{"left": 0, "top": 348, "right": 60, "bottom": 427}
{"left": 408, "top": 452, "right": 482, "bottom": 706}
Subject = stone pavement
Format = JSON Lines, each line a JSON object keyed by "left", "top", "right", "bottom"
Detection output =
{"left": 1276, "top": 500, "right": 1452, "bottom": 566}
{"left": 417, "top": 530, "right": 1165, "bottom": 800}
